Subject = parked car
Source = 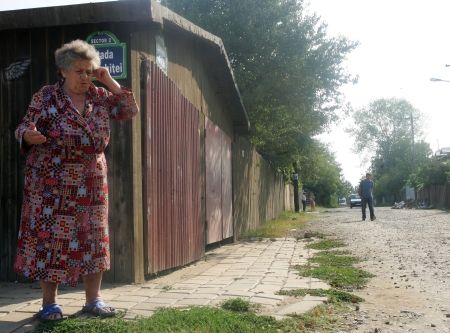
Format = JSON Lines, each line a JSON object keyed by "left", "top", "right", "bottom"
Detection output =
{"left": 338, "top": 197, "right": 347, "bottom": 206}
{"left": 349, "top": 194, "right": 361, "bottom": 208}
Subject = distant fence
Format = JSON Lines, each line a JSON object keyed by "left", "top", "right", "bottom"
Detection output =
{"left": 232, "top": 136, "right": 287, "bottom": 238}
{"left": 284, "top": 184, "right": 294, "bottom": 211}
{"left": 417, "top": 183, "right": 450, "bottom": 209}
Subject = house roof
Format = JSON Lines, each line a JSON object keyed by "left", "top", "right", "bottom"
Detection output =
{"left": 435, "top": 147, "right": 450, "bottom": 160}
{"left": 0, "top": 0, "right": 250, "bottom": 133}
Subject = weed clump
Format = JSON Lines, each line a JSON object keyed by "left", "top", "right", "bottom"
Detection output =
{"left": 221, "top": 298, "right": 255, "bottom": 312}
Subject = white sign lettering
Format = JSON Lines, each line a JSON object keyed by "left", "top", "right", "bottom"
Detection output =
{"left": 99, "top": 49, "right": 114, "bottom": 60}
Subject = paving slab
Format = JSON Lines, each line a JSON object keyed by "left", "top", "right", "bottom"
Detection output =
{"left": 0, "top": 311, "right": 34, "bottom": 333}
{"left": 175, "top": 298, "right": 211, "bottom": 306}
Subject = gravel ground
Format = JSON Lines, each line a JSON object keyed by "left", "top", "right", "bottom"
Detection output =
{"left": 306, "top": 206, "right": 450, "bottom": 333}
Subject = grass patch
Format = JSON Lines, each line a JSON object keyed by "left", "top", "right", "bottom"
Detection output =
{"left": 278, "top": 238, "right": 372, "bottom": 331}
{"left": 319, "top": 249, "right": 352, "bottom": 256}
{"left": 33, "top": 306, "right": 314, "bottom": 333}
{"left": 34, "top": 307, "right": 282, "bottom": 333}
{"left": 299, "top": 239, "right": 374, "bottom": 289}
{"left": 296, "top": 264, "right": 373, "bottom": 290}
{"left": 34, "top": 315, "right": 131, "bottom": 333}
{"left": 240, "top": 211, "right": 311, "bottom": 239}
{"left": 309, "top": 253, "right": 359, "bottom": 267}
{"left": 134, "top": 307, "right": 281, "bottom": 333}
{"left": 290, "top": 303, "right": 351, "bottom": 332}
{"left": 306, "top": 239, "right": 346, "bottom": 250}
{"left": 278, "top": 288, "right": 364, "bottom": 304}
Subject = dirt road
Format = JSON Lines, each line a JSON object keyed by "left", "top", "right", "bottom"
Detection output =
{"left": 307, "top": 206, "right": 450, "bottom": 333}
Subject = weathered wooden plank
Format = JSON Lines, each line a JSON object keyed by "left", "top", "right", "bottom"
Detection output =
{"left": 129, "top": 30, "right": 145, "bottom": 283}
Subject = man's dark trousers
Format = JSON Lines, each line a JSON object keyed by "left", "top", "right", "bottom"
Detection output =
{"left": 361, "top": 197, "right": 375, "bottom": 220}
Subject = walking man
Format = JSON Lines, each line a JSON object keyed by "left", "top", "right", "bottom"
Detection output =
{"left": 359, "top": 173, "right": 376, "bottom": 221}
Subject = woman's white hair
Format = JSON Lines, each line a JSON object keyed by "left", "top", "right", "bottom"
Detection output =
{"left": 55, "top": 39, "right": 101, "bottom": 70}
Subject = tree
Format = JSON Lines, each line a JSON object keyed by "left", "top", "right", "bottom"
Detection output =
{"left": 300, "top": 141, "right": 348, "bottom": 207}
{"left": 338, "top": 179, "right": 354, "bottom": 198}
{"left": 162, "top": 0, "right": 357, "bottom": 173}
{"left": 348, "top": 98, "right": 431, "bottom": 202}
{"left": 410, "top": 159, "right": 450, "bottom": 190}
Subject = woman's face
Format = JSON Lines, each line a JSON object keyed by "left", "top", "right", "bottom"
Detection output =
{"left": 61, "top": 59, "right": 94, "bottom": 95}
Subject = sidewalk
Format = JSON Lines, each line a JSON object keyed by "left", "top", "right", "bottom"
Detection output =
{"left": 0, "top": 238, "right": 329, "bottom": 333}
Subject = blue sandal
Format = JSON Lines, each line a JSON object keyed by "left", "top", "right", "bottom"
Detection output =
{"left": 35, "top": 303, "right": 66, "bottom": 322}
{"left": 82, "top": 298, "right": 117, "bottom": 317}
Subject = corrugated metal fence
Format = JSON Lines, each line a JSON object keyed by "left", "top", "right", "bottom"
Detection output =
{"left": 144, "top": 62, "right": 203, "bottom": 274}
{"left": 233, "top": 136, "right": 285, "bottom": 238}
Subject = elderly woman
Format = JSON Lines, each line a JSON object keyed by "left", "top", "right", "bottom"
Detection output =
{"left": 14, "top": 39, "right": 139, "bottom": 321}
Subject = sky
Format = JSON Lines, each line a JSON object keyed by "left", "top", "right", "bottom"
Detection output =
{"left": 307, "top": 0, "right": 450, "bottom": 185}
{"left": 2, "top": 0, "right": 450, "bottom": 186}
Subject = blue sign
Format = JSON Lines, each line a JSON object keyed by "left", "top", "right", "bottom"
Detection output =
{"left": 86, "top": 31, "right": 127, "bottom": 80}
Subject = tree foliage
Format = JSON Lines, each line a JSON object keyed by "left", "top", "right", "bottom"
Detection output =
{"left": 410, "top": 159, "right": 450, "bottom": 190}
{"left": 301, "top": 141, "right": 344, "bottom": 207}
{"left": 162, "top": 0, "right": 357, "bottom": 174}
{"left": 348, "top": 98, "right": 432, "bottom": 202}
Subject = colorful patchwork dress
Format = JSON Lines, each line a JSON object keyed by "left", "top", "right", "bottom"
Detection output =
{"left": 14, "top": 82, "right": 138, "bottom": 286}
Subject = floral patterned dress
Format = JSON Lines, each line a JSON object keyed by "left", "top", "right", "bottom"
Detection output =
{"left": 14, "top": 82, "right": 138, "bottom": 286}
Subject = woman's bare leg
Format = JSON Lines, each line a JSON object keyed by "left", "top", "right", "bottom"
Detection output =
{"left": 40, "top": 280, "right": 62, "bottom": 319}
{"left": 82, "top": 272, "right": 116, "bottom": 315}
{"left": 82, "top": 271, "right": 102, "bottom": 304}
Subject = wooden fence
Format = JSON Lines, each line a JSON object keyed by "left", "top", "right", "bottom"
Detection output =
{"left": 417, "top": 183, "right": 450, "bottom": 209}
{"left": 232, "top": 136, "right": 286, "bottom": 238}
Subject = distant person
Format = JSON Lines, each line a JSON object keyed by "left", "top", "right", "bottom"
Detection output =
{"left": 310, "top": 192, "right": 316, "bottom": 211}
{"left": 301, "top": 191, "right": 307, "bottom": 212}
{"left": 359, "top": 173, "right": 376, "bottom": 221}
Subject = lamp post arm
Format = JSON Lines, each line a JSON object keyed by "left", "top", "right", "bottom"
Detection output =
{"left": 430, "top": 77, "right": 450, "bottom": 83}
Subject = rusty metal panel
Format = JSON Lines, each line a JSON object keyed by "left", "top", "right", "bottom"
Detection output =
{"left": 205, "top": 118, "right": 223, "bottom": 244}
{"left": 205, "top": 118, "right": 233, "bottom": 244}
{"left": 145, "top": 62, "right": 202, "bottom": 274}
{"left": 221, "top": 134, "right": 233, "bottom": 239}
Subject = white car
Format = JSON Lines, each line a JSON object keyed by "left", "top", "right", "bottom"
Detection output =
{"left": 349, "top": 194, "right": 361, "bottom": 208}
{"left": 338, "top": 198, "right": 347, "bottom": 206}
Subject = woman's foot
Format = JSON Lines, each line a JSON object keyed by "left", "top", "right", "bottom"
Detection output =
{"left": 82, "top": 298, "right": 117, "bottom": 317}
{"left": 35, "top": 303, "right": 66, "bottom": 322}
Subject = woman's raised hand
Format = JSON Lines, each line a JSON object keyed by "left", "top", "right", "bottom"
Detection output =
{"left": 93, "top": 67, "right": 122, "bottom": 94}
{"left": 23, "top": 122, "right": 46, "bottom": 145}
{"left": 93, "top": 67, "right": 113, "bottom": 85}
